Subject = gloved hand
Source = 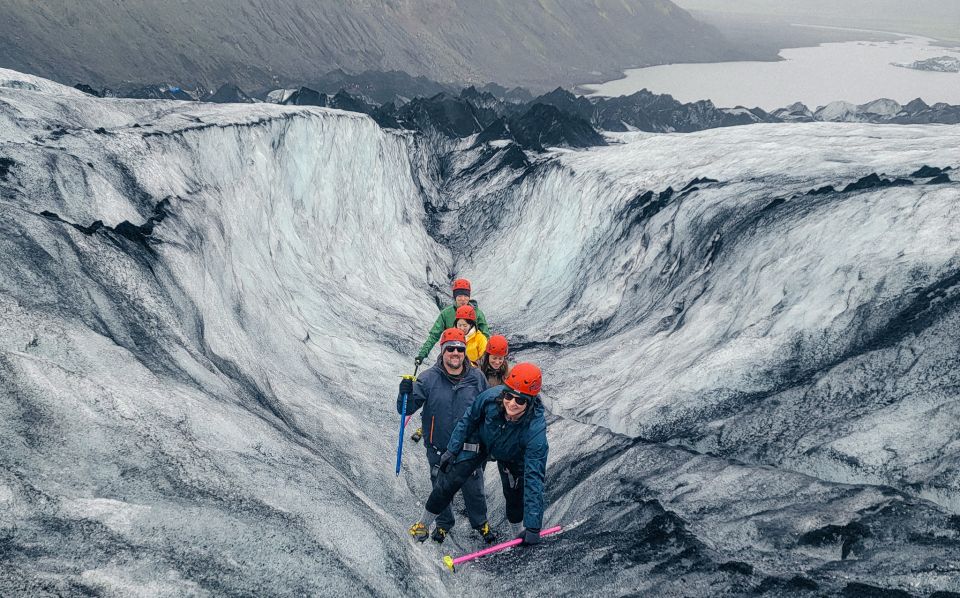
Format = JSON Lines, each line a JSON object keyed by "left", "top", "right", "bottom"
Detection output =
{"left": 438, "top": 450, "right": 455, "bottom": 473}
{"left": 414, "top": 356, "right": 424, "bottom": 367}
{"left": 399, "top": 378, "right": 413, "bottom": 396}
{"left": 517, "top": 528, "right": 541, "bottom": 546}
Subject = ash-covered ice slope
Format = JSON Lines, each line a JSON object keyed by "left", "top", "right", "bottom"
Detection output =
{"left": 1, "top": 68, "right": 959, "bottom": 596}
{"left": 0, "top": 68, "right": 455, "bottom": 596}
{"left": 458, "top": 125, "right": 960, "bottom": 516}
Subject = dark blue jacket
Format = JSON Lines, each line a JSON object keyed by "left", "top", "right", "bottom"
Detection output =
{"left": 397, "top": 357, "right": 487, "bottom": 452}
{"left": 447, "top": 385, "right": 549, "bottom": 530}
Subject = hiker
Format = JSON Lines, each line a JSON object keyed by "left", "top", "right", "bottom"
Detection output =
{"left": 398, "top": 328, "right": 496, "bottom": 544}
{"left": 408, "top": 363, "right": 548, "bottom": 547}
{"left": 454, "top": 304, "right": 487, "bottom": 365}
{"left": 477, "top": 335, "right": 512, "bottom": 387}
{"left": 415, "top": 278, "right": 489, "bottom": 367}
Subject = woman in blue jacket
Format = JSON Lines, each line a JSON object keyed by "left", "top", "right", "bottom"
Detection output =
{"left": 408, "top": 363, "right": 548, "bottom": 546}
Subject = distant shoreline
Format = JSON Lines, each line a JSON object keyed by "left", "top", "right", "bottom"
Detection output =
{"left": 578, "top": 34, "right": 960, "bottom": 109}
{"left": 573, "top": 17, "right": 903, "bottom": 96}
{"left": 788, "top": 23, "right": 928, "bottom": 42}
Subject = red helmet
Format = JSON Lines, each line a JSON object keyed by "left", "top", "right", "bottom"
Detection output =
{"left": 455, "top": 304, "right": 476, "bottom": 322}
{"left": 452, "top": 278, "right": 471, "bottom": 298}
{"left": 439, "top": 328, "right": 466, "bottom": 345}
{"left": 486, "top": 335, "right": 509, "bottom": 357}
{"left": 504, "top": 362, "right": 541, "bottom": 396}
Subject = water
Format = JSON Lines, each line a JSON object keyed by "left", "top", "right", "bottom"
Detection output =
{"left": 583, "top": 33, "right": 960, "bottom": 110}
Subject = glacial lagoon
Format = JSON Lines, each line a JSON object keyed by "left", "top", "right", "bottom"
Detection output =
{"left": 584, "top": 33, "right": 960, "bottom": 110}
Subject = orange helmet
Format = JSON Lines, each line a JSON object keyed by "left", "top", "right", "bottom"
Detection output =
{"left": 439, "top": 328, "right": 466, "bottom": 346}
{"left": 486, "top": 335, "right": 509, "bottom": 357}
{"left": 452, "top": 278, "right": 471, "bottom": 298}
{"left": 504, "top": 362, "right": 541, "bottom": 396}
{"left": 455, "top": 304, "right": 476, "bottom": 323}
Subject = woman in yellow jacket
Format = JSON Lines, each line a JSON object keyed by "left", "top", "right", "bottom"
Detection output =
{"left": 455, "top": 304, "right": 487, "bottom": 366}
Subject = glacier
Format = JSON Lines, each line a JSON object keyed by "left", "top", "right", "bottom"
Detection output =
{"left": 1, "top": 68, "right": 959, "bottom": 596}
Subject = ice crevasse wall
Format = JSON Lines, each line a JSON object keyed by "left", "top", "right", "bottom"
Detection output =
{"left": 458, "top": 124, "right": 960, "bottom": 514}
{"left": 0, "top": 69, "right": 457, "bottom": 595}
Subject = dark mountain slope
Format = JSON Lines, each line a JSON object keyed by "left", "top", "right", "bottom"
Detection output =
{"left": 0, "top": 0, "right": 740, "bottom": 91}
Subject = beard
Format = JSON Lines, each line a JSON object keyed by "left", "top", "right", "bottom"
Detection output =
{"left": 443, "top": 354, "right": 464, "bottom": 371}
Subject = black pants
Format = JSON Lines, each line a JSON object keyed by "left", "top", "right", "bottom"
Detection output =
{"left": 426, "top": 449, "right": 488, "bottom": 530}
{"left": 496, "top": 461, "right": 525, "bottom": 525}
{"left": 427, "top": 457, "right": 524, "bottom": 526}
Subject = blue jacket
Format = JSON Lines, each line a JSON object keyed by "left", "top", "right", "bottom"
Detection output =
{"left": 397, "top": 357, "right": 487, "bottom": 452}
{"left": 447, "top": 385, "right": 549, "bottom": 530}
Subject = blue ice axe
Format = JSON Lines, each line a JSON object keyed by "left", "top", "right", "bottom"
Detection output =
{"left": 395, "top": 363, "right": 419, "bottom": 476}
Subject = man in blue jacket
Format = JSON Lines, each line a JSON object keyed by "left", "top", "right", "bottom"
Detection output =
{"left": 398, "top": 328, "right": 494, "bottom": 544}
{"left": 408, "top": 362, "right": 548, "bottom": 546}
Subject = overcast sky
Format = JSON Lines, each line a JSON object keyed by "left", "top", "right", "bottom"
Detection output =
{"left": 672, "top": 0, "right": 960, "bottom": 29}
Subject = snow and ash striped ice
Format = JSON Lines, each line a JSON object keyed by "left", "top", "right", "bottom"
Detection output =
{"left": 1, "top": 69, "right": 959, "bottom": 596}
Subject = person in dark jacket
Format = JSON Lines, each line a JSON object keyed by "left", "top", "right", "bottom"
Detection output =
{"left": 415, "top": 278, "right": 490, "bottom": 367}
{"left": 477, "top": 334, "right": 512, "bottom": 387}
{"left": 399, "top": 328, "right": 495, "bottom": 544}
{"left": 408, "top": 362, "right": 548, "bottom": 547}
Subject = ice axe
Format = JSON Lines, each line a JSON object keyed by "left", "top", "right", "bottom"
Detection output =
{"left": 395, "top": 362, "right": 420, "bottom": 476}
{"left": 442, "top": 526, "right": 563, "bottom": 572}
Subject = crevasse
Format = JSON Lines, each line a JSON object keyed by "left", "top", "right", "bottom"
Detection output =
{"left": 2, "top": 68, "right": 960, "bottom": 595}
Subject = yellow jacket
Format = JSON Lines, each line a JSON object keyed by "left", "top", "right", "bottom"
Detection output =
{"left": 465, "top": 329, "right": 487, "bottom": 365}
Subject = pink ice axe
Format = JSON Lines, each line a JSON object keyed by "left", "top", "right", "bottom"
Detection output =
{"left": 442, "top": 526, "right": 563, "bottom": 572}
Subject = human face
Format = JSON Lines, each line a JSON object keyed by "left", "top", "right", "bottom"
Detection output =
{"left": 456, "top": 319, "right": 471, "bottom": 334}
{"left": 488, "top": 354, "right": 505, "bottom": 369}
{"left": 442, "top": 345, "right": 465, "bottom": 372}
{"left": 455, "top": 295, "right": 470, "bottom": 308}
{"left": 502, "top": 391, "right": 528, "bottom": 419}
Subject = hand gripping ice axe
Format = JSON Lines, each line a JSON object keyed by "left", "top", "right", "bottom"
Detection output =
{"left": 442, "top": 526, "right": 563, "bottom": 571}
{"left": 395, "top": 362, "right": 420, "bottom": 476}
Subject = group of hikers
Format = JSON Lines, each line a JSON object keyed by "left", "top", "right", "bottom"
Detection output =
{"left": 397, "top": 278, "right": 548, "bottom": 547}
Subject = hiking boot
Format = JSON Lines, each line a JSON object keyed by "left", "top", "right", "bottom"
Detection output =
{"left": 410, "top": 427, "right": 423, "bottom": 443}
{"left": 476, "top": 522, "right": 496, "bottom": 544}
{"left": 409, "top": 522, "right": 429, "bottom": 542}
{"left": 431, "top": 526, "right": 448, "bottom": 544}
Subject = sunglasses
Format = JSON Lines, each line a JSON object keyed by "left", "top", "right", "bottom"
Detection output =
{"left": 502, "top": 391, "right": 529, "bottom": 406}
{"left": 444, "top": 346, "right": 466, "bottom": 353}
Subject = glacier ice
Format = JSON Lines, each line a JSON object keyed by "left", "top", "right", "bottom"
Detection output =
{"left": 1, "top": 68, "right": 960, "bottom": 596}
